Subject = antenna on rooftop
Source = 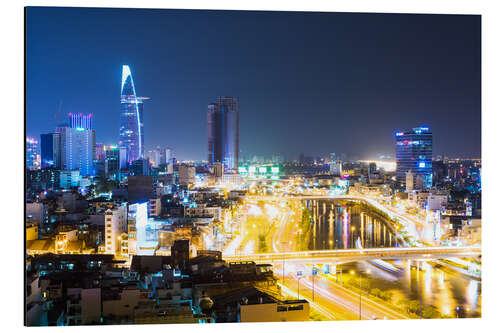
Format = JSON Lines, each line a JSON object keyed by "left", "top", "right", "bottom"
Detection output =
{"left": 55, "top": 100, "right": 63, "bottom": 124}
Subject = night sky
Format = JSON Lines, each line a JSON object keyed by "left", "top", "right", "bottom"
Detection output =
{"left": 26, "top": 7, "right": 481, "bottom": 161}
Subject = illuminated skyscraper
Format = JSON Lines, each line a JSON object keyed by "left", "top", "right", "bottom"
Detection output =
{"left": 395, "top": 126, "right": 433, "bottom": 189}
{"left": 95, "top": 142, "right": 105, "bottom": 161}
{"left": 207, "top": 96, "right": 239, "bottom": 170}
{"left": 40, "top": 133, "right": 61, "bottom": 168}
{"left": 26, "top": 137, "right": 39, "bottom": 170}
{"left": 119, "top": 65, "right": 148, "bottom": 164}
{"left": 57, "top": 113, "right": 96, "bottom": 176}
{"left": 104, "top": 145, "right": 121, "bottom": 180}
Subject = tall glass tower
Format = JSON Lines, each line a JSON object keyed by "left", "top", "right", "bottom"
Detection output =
{"left": 119, "top": 65, "right": 148, "bottom": 164}
{"left": 207, "top": 96, "right": 239, "bottom": 171}
{"left": 26, "top": 137, "right": 39, "bottom": 170}
{"left": 57, "top": 113, "right": 96, "bottom": 176}
{"left": 395, "top": 126, "right": 433, "bottom": 189}
{"left": 40, "top": 133, "right": 61, "bottom": 168}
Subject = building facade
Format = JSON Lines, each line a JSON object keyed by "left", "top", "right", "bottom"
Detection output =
{"left": 40, "top": 133, "right": 61, "bottom": 169}
{"left": 95, "top": 142, "right": 105, "bottom": 161}
{"left": 207, "top": 96, "right": 239, "bottom": 171}
{"left": 60, "top": 170, "right": 80, "bottom": 189}
{"left": 104, "top": 204, "right": 128, "bottom": 255}
{"left": 128, "top": 176, "right": 154, "bottom": 204}
{"left": 100, "top": 145, "right": 122, "bottom": 180}
{"left": 26, "top": 137, "right": 40, "bottom": 170}
{"left": 395, "top": 126, "right": 433, "bottom": 189}
{"left": 119, "top": 65, "right": 148, "bottom": 164}
{"left": 57, "top": 114, "right": 96, "bottom": 177}
{"left": 178, "top": 164, "right": 196, "bottom": 187}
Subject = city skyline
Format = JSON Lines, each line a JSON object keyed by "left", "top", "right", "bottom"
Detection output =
{"left": 26, "top": 8, "right": 481, "bottom": 161}
{"left": 24, "top": 6, "right": 482, "bottom": 326}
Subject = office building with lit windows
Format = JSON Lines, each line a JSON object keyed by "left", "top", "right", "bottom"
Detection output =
{"left": 26, "top": 137, "right": 39, "bottom": 170}
{"left": 104, "top": 145, "right": 121, "bottom": 180}
{"left": 40, "top": 133, "right": 61, "bottom": 168}
{"left": 95, "top": 142, "right": 105, "bottom": 161}
{"left": 56, "top": 113, "right": 96, "bottom": 177}
{"left": 395, "top": 126, "right": 433, "bottom": 189}
{"left": 104, "top": 203, "right": 127, "bottom": 256}
{"left": 207, "top": 96, "right": 239, "bottom": 171}
{"left": 119, "top": 65, "right": 148, "bottom": 164}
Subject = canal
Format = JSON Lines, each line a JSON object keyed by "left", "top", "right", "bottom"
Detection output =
{"left": 298, "top": 198, "right": 481, "bottom": 318}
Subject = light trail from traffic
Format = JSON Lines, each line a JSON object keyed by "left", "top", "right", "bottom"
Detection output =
{"left": 226, "top": 193, "right": 481, "bottom": 320}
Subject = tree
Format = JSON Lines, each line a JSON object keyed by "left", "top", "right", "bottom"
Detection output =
{"left": 397, "top": 299, "right": 410, "bottom": 313}
{"left": 370, "top": 288, "right": 381, "bottom": 298}
{"left": 422, "top": 306, "right": 441, "bottom": 319}
{"left": 85, "top": 184, "right": 97, "bottom": 199}
{"left": 347, "top": 277, "right": 358, "bottom": 288}
{"left": 408, "top": 300, "right": 421, "bottom": 314}
{"left": 379, "top": 290, "right": 393, "bottom": 301}
{"left": 258, "top": 233, "right": 267, "bottom": 252}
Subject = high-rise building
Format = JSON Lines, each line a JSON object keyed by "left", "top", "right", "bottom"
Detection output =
{"left": 368, "top": 162, "right": 377, "bottom": 175}
{"left": 207, "top": 96, "right": 239, "bottom": 171}
{"left": 119, "top": 146, "right": 127, "bottom": 170}
{"left": 26, "top": 137, "right": 40, "bottom": 170}
{"left": 95, "top": 142, "right": 105, "bottom": 161}
{"left": 104, "top": 204, "right": 127, "bottom": 255}
{"left": 165, "top": 148, "right": 172, "bottom": 164}
{"left": 57, "top": 113, "right": 96, "bottom": 177}
{"left": 395, "top": 126, "right": 433, "bottom": 189}
{"left": 178, "top": 164, "right": 196, "bottom": 187}
{"left": 146, "top": 149, "right": 159, "bottom": 167}
{"left": 212, "top": 162, "right": 224, "bottom": 178}
{"left": 147, "top": 147, "right": 171, "bottom": 168}
{"left": 130, "top": 159, "right": 151, "bottom": 176}
{"left": 105, "top": 145, "right": 121, "bottom": 180}
{"left": 330, "top": 161, "right": 342, "bottom": 177}
{"left": 26, "top": 168, "right": 60, "bottom": 192}
{"left": 128, "top": 176, "right": 154, "bottom": 204}
{"left": 119, "top": 65, "right": 148, "bottom": 164}
{"left": 127, "top": 202, "right": 148, "bottom": 256}
{"left": 40, "top": 133, "right": 61, "bottom": 169}
{"left": 405, "top": 170, "right": 414, "bottom": 192}
{"left": 406, "top": 170, "right": 424, "bottom": 192}
{"left": 60, "top": 170, "right": 80, "bottom": 189}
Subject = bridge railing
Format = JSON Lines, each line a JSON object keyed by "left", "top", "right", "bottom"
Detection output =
{"left": 223, "top": 246, "right": 481, "bottom": 261}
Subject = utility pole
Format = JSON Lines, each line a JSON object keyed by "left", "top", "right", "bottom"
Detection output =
{"left": 297, "top": 271, "right": 303, "bottom": 300}
{"left": 282, "top": 256, "right": 285, "bottom": 283}
{"left": 359, "top": 275, "right": 362, "bottom": 320}
{"left": 312, "top": 267, "right": 317, "bottom": 302}
{"left": 419, "top": 261, "right": 422, "bottom": 319}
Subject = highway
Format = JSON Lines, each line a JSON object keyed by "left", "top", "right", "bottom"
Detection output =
{"left": 221, "top": 193, "right": 481, "bottom": 320}
{"left": 223, "top": 246, "right": 481, "bottom": 263}
{"left": 281, "top": 267, "right": 408, "bottom": 320}
{"left": 245, "top": 193, "right": 464, "bottom": 246}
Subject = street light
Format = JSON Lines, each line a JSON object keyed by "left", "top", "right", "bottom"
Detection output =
{"left": 412, "top": 262, "right": 423, "bottom": 319}
{"left": 366, "top": 269, "right": 371, "bottom": 299}
{"left": 350, "top": 269, "right": 371, "bottom": 320}
{"left": 349, "top": 270, "right": 363, "bottom": 320}
{"left": 297, "top": 271, "right": 303, "bottom": 300}
{"left": 312, "top": 267, "right": 318, "bottom": 302}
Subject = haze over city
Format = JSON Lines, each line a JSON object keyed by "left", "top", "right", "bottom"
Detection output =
{"left": 26, "top": 7, "right": 481, "bottom": 161}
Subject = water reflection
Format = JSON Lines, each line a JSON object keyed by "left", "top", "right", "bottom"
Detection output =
{"left": 289, "top": 199, "right": 481, "bottom": 318}
{"left": 303, "top": 199, "right": 398, "bottom": 250}
{"left": 340, "top": 260, "right": 481, "bottom": 318}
